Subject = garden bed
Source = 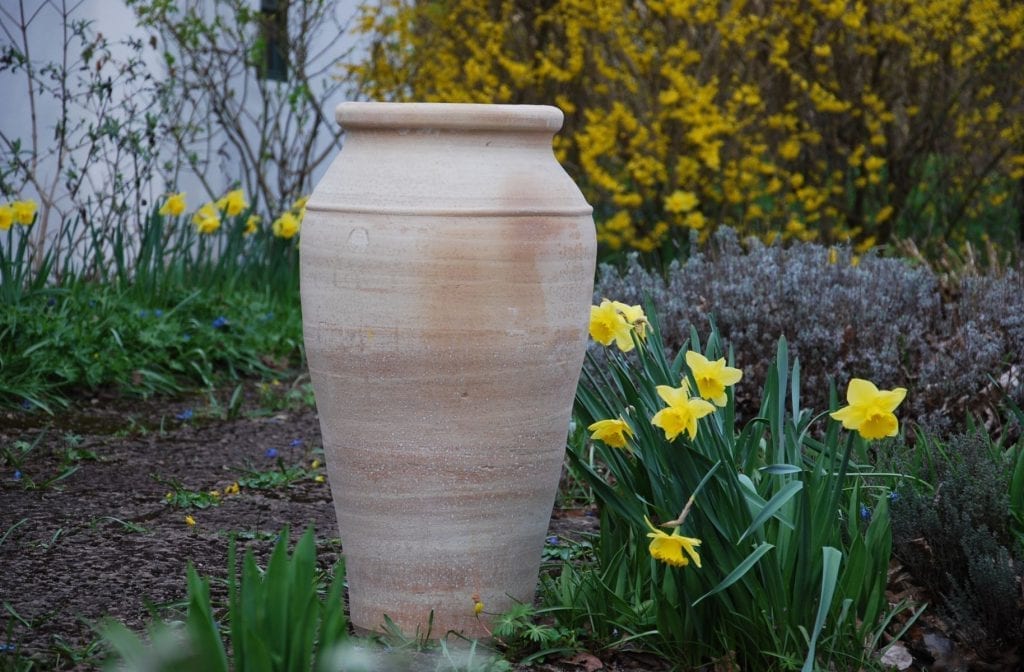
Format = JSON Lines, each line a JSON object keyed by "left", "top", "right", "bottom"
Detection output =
{"left": 0, "top": 383, "right": 1019, "bottom": 671}
{"left": 0, "top": 387, "right": 603, "bottom": 671}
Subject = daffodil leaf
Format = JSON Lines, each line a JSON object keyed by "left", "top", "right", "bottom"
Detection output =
{"left": 692, "top": 542, "right": 774, "bottom": 606}
{"left": 739, "top": 480, "right": 803, "bottom": 542}
{"left": 759, "top": 463, "right": 802, "bottom": 475}
{"left": 802, "top": 546, "right": 842, "bottom": 672}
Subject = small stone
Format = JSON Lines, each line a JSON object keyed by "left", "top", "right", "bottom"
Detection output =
{"left": 879, "top": 643, "right": 913, "bottom": 670}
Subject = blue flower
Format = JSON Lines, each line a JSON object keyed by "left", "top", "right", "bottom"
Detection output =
{"left": 265, "top": 448, "right": 279, "bottom": 458}
{"left": 20, "top": 399, "right": 32, "bottom": 411}
{"left": 212, "top": 316, "right": 228, "bottom": 329}
{"left": 13, "top": 470, "right": 22, "bottom": 481}
{"left": 859, "top": 504, "right": 871, "bottom": 521}
{"left": 546, "top": 535, "right": 559, "bottom": 545}
{"left": 138, "top": 309, "right": 148, "bottom": 318}
{"left": 183, "top": 333, "right": 191, "bottom": 341}
{"left": 0, "top": 642, "right": 16, "bottom": 652}
{"left": 289, "top": 438, "right": 303, "bottom": 447}
{"left": 176, "top": 409, "right": 194, "bottom": 421}
{"left": 154, "top": 309, "right": 164, "bottom": 318}
{"left": 888, "top": 491, "right": 900, "bottom": 502}
{"left": 46, "top": 297, "right": 56, "bottom": 307}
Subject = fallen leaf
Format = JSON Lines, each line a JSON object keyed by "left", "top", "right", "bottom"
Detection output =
{"left": 566, "top": 651, "right": 604, "bottom": 671}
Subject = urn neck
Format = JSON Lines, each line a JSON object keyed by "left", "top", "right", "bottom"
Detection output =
{"left": 310, "top": 102, "right": 591, "bottom": 216}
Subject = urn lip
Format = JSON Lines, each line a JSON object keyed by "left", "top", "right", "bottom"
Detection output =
{"left": 335, "top": 102, "right": 564, "bottom": 133}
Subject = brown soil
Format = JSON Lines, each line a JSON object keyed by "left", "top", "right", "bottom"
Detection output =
{"left": 0, "top": 387, "right": 613, "bottom": 671}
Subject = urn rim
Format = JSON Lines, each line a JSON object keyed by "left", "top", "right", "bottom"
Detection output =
{"left": 335, "top": 102, "right": 564, "bottom": 133}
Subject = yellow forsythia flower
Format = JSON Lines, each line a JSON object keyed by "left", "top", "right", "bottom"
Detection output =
{"left": 685, "top": 351, "right": 743, "bottom": 407}
{"left": 863, "top": 156, "right": 886, "bottom": 173}
{"left": 217, "top": 189, "right": 248, "bottom": 217}
{"left": 192, "top": 203, "right": 221, "bottom": 234}
{"left": 589, "top": 299, "right": 636, "bottom": 352}
{"left": 779, "top": 138, "right": 801, "bottom": 160}
{"left": 474, "top": 601, "right": 485, "bottom": 615}
{"left": 587, "top": 417, "right": 633, "bottom": 449}
{"left": 244, "top": 214, "right": 260, "bottom": 236}
{"left": 650, "top": 382, "right": 716, "bottom": 441}
{"left": 830, "top": 378, "right": 907, "bottom": 440}
{"left": 664, "top": 190, "right": 699, "bottom": 214}
{"left": 272, "top": 211, "right": 300, "bottom": 239}
{"left": 684, "top": 211, "right": 706, "bottom": 230}
{"left": 159, "top": 192, "right": 187, "bottom": 217}
{"left": 12, "top": 200, "right": 37, "bottom": 226}
{"left": 184, "top": 514, "right": 196, "bottom": 527}
{"left": 644, "top": 516, "right": 702, "bottom": 568}
{"left": 0, "top": 204, "right": 13, "bottom": 231}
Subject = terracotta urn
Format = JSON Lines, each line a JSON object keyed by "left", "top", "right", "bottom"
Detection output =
{"left": 300, "top": 102, "right": 596, "bottom": 639}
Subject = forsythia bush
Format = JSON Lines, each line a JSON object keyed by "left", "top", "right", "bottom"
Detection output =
{"left": 347, "top": 0, "right": 1024, "bottom": 255}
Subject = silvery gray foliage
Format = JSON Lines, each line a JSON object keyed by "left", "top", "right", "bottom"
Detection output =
{"left": 591, "top": 228, "right": 1024, "bottom": 435}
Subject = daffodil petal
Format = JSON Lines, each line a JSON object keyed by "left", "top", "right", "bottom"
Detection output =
{"left": 846, "top": 378, "right": 881, "bottom": 405}
{"left": 656, "top": 385, "right": 689, "bottom": 407}
{"left": 878, "top": 388, "right": 907, "bottom": 413}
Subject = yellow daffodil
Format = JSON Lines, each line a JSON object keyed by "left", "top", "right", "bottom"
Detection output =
{"left": 644, "top": 516, "right": 702, "bottom": 568}
{"left": 159, "top": 192, "right": 187, "bottom": 217}
{"left": 184, "top": 514, "right": 196, "bottom": 527}
{"left": 664, "top": 190, "right": 699, "bottom": 213}
{"left": 650, "top": 381, "right": 716, "bottom": 441}
{"left": 612, "top": 301, "right": 647, "bottom": 341}
{"left": 685, "top": 351, "right": 743, "bottom": 407}
{"left": 0, "top": 204, "right": 12, "bottom": 231}
{"left": 12, "top": 199, "right": 37, "bottom": 226}
{"left": 244, "top": 214, "right": 260, "bottom": 236}
{"left": 196, "top": 205, "right": 222, "bottom": 234}
{"left": 272, "top": 211, "right": 300, "bottom": 239}
{"left": 587, "top": 417, "right": 633, "bottom": 449}
{"left": 830, "top": 378, "right": 906, "bottom": 440}
{"left": 192, "top": 202, "right": 221, "bottom": 234}
{"left": 589, "top": 299, "right": 635, "bottom": 351}
{"left": 217, "top": 189, "right": 248, "bottom": 217}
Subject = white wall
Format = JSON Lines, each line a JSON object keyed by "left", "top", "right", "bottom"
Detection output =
{"left": 0, "top": 0, "right": 362, "bottom": 233}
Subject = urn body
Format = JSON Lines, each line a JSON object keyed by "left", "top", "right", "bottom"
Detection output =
{"left": 300, "top": 102, "right": 596, "bottom": 638}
